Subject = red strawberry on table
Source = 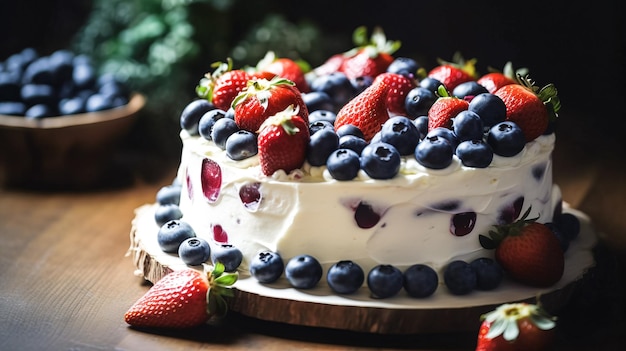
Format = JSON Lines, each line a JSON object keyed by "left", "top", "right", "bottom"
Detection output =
{"left": 427, "top": 53, "right": 477, "bottom": 92}
{"left": 334, "top": 75, "right": 390, "bottom": 141}
{"left": 196, "top": 58, "right": 252, "bottom": 111}
{"left": 374, "top": 72, "right": 417, "bottom": 116}
{"left": 338, "top": 26, "right": 401, "bottom": 80}
{"left": 232, "top": 76, "right": 309, "bottom": 133}
{"left": 427, "top": 85, "right": 470, "bottom": 131}
{"left": 476, "top": 302, "right": 557, "bottom": 351}
{"left": 124, "top": 264, "right": 237, "bottom": 329}
{"left": 480, "top": 207, "right": 564, "bottom": 287}
{"left": 494, "top": 74, "right": 560, "bottom": 142}
{"left": 256, "top": 51, "right": 311, "bottom": 93}
{"left": 257, "top": 105, "right": 310, "bottom": 176}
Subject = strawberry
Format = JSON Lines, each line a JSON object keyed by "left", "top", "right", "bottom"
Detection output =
{"left": 427, "top": 85, "right": 469, "bottom": 131}
{"left": 427, "top": 53, "right": 477, "bottom": 92}
{"left": 196, "top": 58, "right": 252, "bottom": 111}
{"left": 338, "top": 26, "right": 401, "bottom": 79}
{"left": 334, "top": 76, "right": 390, "bottom": 141}
{"left": 480, "top": 207, "right": 564, "bottom": 287}
{"left": 257, "top": 105, "right": 310, "bottom": 176}
{"left": 477, "top": 62, "right": 527, "bottom": 93}
{"left": 313, "top": 53, "right": 346, "bottom": 76}
{"left": 124, "top": 264, "right": 238, "bottom": 329}
{"left": 256, "top": 51, "right": 311, "bottom": 93}
{"left": 494, "top": 74, "right": 560, "bottom": 142}
{"left": 232, "top": 76, "right": 309, "bottom": 133}
{"left": 374, "top": 72, "right": 417, "bottom": 116}
{"left": 476, "top": 302, "right": 557, "bottom": 351}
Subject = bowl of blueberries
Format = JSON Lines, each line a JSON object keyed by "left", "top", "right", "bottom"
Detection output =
{"left": 0, "top": 48, "right": 145, "bottom": 190}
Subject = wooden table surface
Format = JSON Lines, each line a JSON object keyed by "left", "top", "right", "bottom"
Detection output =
{"left": 1, "top": 121, "right": 625, "bottom": 351}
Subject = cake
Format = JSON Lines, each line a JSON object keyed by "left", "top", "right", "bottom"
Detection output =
{"left": 127, "top": 27, "right": 597, "bottom": 333}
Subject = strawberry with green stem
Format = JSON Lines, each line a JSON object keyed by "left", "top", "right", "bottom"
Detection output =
{"left": 196, "top": 58, "right": 252, "bottom": 111}
{"left": 374, "top": 72, "right": 417, "bottom": 116}
{"left": 124, "top": 263, "right": 237, "bottom": 329}
{"left": 477, "top": 61, "right": 527, "bottom": 94}
{"left": 256, "top": 51, "right": 311, "bottom": 93}
{"left": 427, "top": 52, "right": 477, "bottom": 92}
{"left": 338, "top": 26, "right": 401, "bottom": 80}
{"left": 427, "top": 85, "right": 469, "bottom": 131}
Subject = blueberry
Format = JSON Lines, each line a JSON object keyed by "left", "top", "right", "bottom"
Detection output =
{"left": 487, "top": 121, "right": 526, "bottom": 157}
{"left": 309, "top": 120, "right": 334, "bottom": 135}
{"left": 367, "top": 264, "right": 404, "bottom": 299}
{"left": 249, "top": 250, "right": 284, "bottom": 284}
{"left": 154, "top": 204, "right": 183, "bottom": 227}
{"left": 211, "top": 117, "right": 239, "bottom": 149}
{"left": 338, "top": 135, "right": 367, "bottom": 155}
{"left": 404, "top": 87, "right": 437, "bottom": 118}
{"left": 380, "top": 116, "right": 420, "bottom": 155}
{"left": 419, "top": 77, "right": 443, "bottom": 93}
{"left": 387, "top": 57, "right": 420, "bottom": 78}
{"left": 180, "top": 99, "right": 215, "bottom": 135}
{"left": 335, "top": 123, "right": 364, "bottom": 139}
{"left": 85, "top": 93, "right": 114, "bottom": 112}
{"left": 21, "top": 84, "right": 56, "bottom": 106}
{"left": 58, "top": 96, "right": 86, "bottom": 115}
{"left": 468, "top": 93, "right": 507, "bottom": 129}
{"left": 426, "top": 127, "right": 459, "bottom": 150}
{"left": 225, "top": 130, "right": 258, "bottom": 160}
{"left": 0, "top": 102, "right": 26, "bottom": 116}
{"left": 469, "top": 257, "right": 503, "bottom": 290}
{"left": 211, "top": 244, "right": 243, "bottom": 272}
{"left": 306, "top": 127, "right": 339, "bottom": 166}
{"left": 403, "top": 264, "right": 439, "bottom": 298}
{"left": 327, "top": 148, "right": 361, "bottom": 180}
{"left": 178, "top": 237, "right": 211, "bottom": 265}
{"left": 327, "top": 260, "right": 365, "bottom": 294}
{"left": 452, "top": 110, "right": 484, "bottom": 142}
{"left": 443, "top": 260, "right": 477, "bottom": 295}
{"left": 413, "top": 115, "right": 429, "bottom": 140}
{"left": 545, "top": 222, "right": 570, "bottom": 252}
{"left": 554, "top": 212, "right": 581, "bottom": 241}
{"left": 360, "top": 142, "right": 401, "bottom": 179}
{"left": 308, "top": 109, "right": 337, "bottom": 125}
{"left": 415, "top": 135, "right": 454, "bottom": 169}
{"left": 25, "top": 104, "right": 56, "bottom": 118}
{"left": 72, "top": 62, "right": 97, "bottom": 90}
{"left": 452, "top": 81, "right": 488, "bottom": 99}
{"left": 302, "top": 91, "right": 335, "bottom": 112}
{"left": 350, "top": 75, "right": 374, "bottom": 95}
{"left": 285, "top": 254, "right": 323, "bottom": 289}
{"left": 156, "top": 184, "right": 182, "bottom": 206}
{"left": 198, "top": 108, "right": 226, "bottom": 140}
{"left": 456, "top": 140, "right": 494, "bottom": 168}
{"left": 157, "top": 220, "right": 196, "bottom": 253}
{"left": 310, "top": 72, "right": 355, "bottom": 110}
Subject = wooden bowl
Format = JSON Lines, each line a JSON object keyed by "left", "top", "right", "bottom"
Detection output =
{"left": 0, "top": 94, "right": 145, "bottom": 190}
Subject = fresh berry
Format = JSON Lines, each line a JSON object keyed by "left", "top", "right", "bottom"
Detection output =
{"left": 467, "top": 93, "right": 507, "bottom": 129}
{"left": 335, "top": 124, "right": 364, "bottom": 139}
{"left": 554, "top": 212, "right": 580, "bottom": 241}
{"left": 427, "top": 85, "right": 469, "bottom": 131}
{"left": 413, "top": 115, "right": 429, "bottom": 139}
{"left": 426, "top": 127, "right": 459, "bottom": 150}
{"left": 419, "top": 76, "right": 443, "bottom": 93}
{"left": 257, "top": 106, "right": 310, "bottom": 176}
{"left": 452, "top": 110, "right": 484, "bottom": 142}
{"left": 374, "top": 72, "right": 416, "bottom": 116}
{"left": 379, "top": 116, "right": 420, "bottom": 155}
{"left": 180, "top": 99, "right": 215, "bottom": 135}
{"left": 285, "top": 254, "right": 323, "bottom": 289}
{"left": 470, "top": 257, "right": 503, "bottom": 290}
{"left": 156, "top": 184, "right": 182, "bottom": 206}
{"left": 232, "top": 76, "right": 309, "bottom": 133}
{"left": 338, "top": 134, "right": 368, "bottom": 155}
{"left": 157, "top": 220, "right": 196, "bottom": 254}
{"left": 334, "top": 77, "right": 389, "bottom": 141}
{"left": 211, "top": 244, "right": 243, "bottom": 272}
{"left": 249, "top": 250, "right": 285, "bottom": 284}
{"left": 386, "top": 56, "right": 421, "bottom": 78}
{"left": 350, "top": 75, "right": 374, "bottom": 94}
{"left": 480, "top": 207, "right": 565, "bottom": 287}
{"left": 309, "top": 71, "right": 356, "bottom": 110}
{"left": 196, "top": 59, "right": 252, "bottom": 111}
{"left": 309, "top": 120, "right": 334, "bottom": 135}
{"left": 545, "top": 222, "right": 570, "bottom": 252}
{"left": 154, "top": 204, "right": 183, "bottom": 227}
{"left": 452, "top": 80, "right": 489, "bottom": 99}
{"left": 308, "top": 109, "right": 337, "bottom": 125}
{"left": 256, "top": 52, "right": 310, "bottom": 93}
{"left": 210, "top": 117, "right": 239, "bottom": 150}
{"left": 404, "top": 86, "right": 437, "bottom": 118}
{"left": 443, "top": 260, "right": 477, "bottom": 295}
{"left": 415, "top": 134, "right": 454, "bottom": 169}
{"left": 427, "top": 54, "right": 477, "bottom": 92}
{"left": 487, "top": 121, "right": 526, "bottom": 157}
{"left": 476, "top": 61, "right": 521, "bottom": 93}
{"left": 403, "top": 264, "right": 438, "bottom": 298}
{"left": 302, "top": 91, "right": 335, "bottom": 112}
{"left": 476, "top": 302, "right": 556, "bottom": 351}
{"left": 313, "top": 53, "right": 345, "bottom": 76}
{"left": 493, "top": 75, "right": 560, "bottom": 142}
{"left": 360, "top": 142, "right": 401, "bottom": 179}
{"left": 178, "top": 237, "right": 211, "bottom": 266}
{"left": 225, "top": 130, "right": 258, "bottom": 160}
{"left": 327, "top": 260, "right": 365, "bottom": 294}
{"left": 338, "top": 26, "right": 400, "bottom": 79}
{"left": 367, "top": 264, "right": 404, "bottom": 299}
{"left": 326, "top": 148, "right": 361, "bottom": 180}
{"left": 306, "top": 127, "right": 339, "bottom": 166}
{"left": 456, "top": 140, "right": 494, "bottom": 168}
{"left": 198, "top": 108, "right": 227, "bottom": 141}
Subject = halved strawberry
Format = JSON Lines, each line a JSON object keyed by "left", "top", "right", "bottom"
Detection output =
{"left": 257, "top": 105, "right": 310, "bottom": 176}
{"left": 196, "top": 58, "right": 252, "bottom": 111}
{"left": 476, "top": 302, "right": 557, "bottom": 351}
{"left": 427, "top": 85, "right": 469, "bottom": 131}
{"left": 338, "top": 26, "right": 401, "bottom": 79}
{"left": 494, "top": 74, "right": 560, "bottom": 142}
{"left": 427, "top": 53, "right": 477, "bottom": 92}
{"left": 334, "top": 76, "right": 389, "bottom": 141}
{"left": 374, "top": 72, "right": 417, "bottom": 116}
{"left": 232, "top": 76, "right": 309, "bottom": 133}
{"left": 256, "top": 51, "right": 311, "bottom": 93}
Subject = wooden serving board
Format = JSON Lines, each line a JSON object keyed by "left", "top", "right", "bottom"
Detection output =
{"left": 128, "top": 204, "right": 597, "bottom": 334}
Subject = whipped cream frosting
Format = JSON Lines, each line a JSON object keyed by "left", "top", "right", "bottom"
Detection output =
{"left": 177, "top": 131, "right": 558, "bottom": 279}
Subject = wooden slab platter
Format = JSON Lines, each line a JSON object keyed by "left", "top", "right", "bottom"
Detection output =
{"left": 127, "top": 203, "right": 597, "bottom": 334}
